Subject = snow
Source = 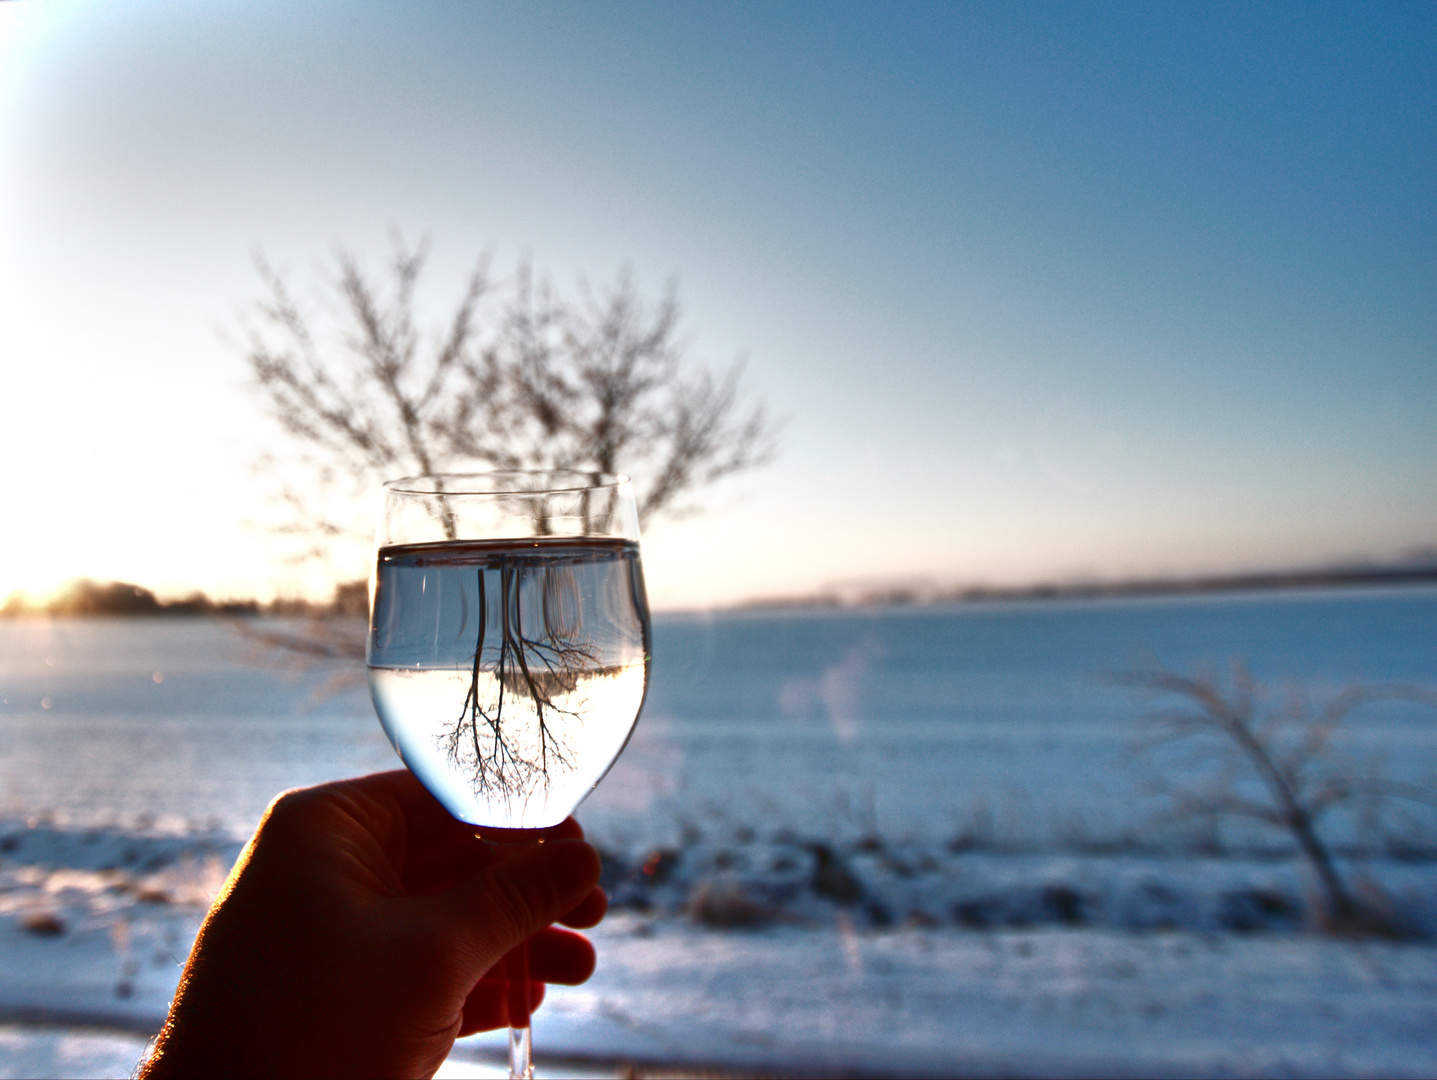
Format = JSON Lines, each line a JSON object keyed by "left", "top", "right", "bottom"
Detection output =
{"left": 502, "top": 917, "right": 1437, "bottom": 1079}
{"left": 0, "top": 823, "right": 1433, "bottom": 1079}
{"left": 1, "top": 599, "right": 1434, "bottom": 1076}
{"left": 0, "top": 1026, "right": 153, "bottom": 1080}
{"left": 0, "top": 1025, "right": 600, "bottom": 1080}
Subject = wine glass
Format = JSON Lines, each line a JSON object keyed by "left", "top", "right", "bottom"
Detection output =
{"left": 367, "top": 471, "right": 651, "bottom": 1079}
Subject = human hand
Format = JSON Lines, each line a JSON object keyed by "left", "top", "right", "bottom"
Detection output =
{"left": 140, "top": 770, "right": 605, "bottom": 1079}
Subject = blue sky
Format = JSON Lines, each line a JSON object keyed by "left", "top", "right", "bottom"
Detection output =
{"left": 1, "top": 1, "right": 1432, "bottom": 607}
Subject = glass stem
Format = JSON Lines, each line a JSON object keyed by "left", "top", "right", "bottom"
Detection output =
{"left": 508, "top": 1025, "right": 532, "bottom": 1080}
{"left": 507, "top": 939, "right": 533, "bottom": 1080}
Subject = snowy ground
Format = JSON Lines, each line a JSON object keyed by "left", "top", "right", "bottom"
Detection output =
{"left": 0, "top": 1026, "right": 622, "bottom": 1080}
{"left": 2, "top": 604, "right": 1433, "bottom": 1075}
{"left": 1, "top": 822, "right": 1434, "bottom": 1079}
{"left": 473, "top": 916, "right": 1437, "bottom": 1079}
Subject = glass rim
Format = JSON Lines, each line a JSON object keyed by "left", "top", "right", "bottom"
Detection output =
{"left": 382, "top": 470, "right": 632, "bottom": 496}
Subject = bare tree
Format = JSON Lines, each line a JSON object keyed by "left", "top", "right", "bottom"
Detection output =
{"left": 1125, "top": 661, "right": 1437, "bottom": 934}
{"left": 241, "top": 240, "right": 489, "bottom": 567}
{"left": 447, "top": 264, "right": 775, "bottom": 523}
{"left": 442, "top": 559, "right": 600, "bottom": 803}
{"left": 233, "top": 236, "right": 775, "bottom": 679}
{"left": 239, "top": 235, "right": 776, "bottom": 575}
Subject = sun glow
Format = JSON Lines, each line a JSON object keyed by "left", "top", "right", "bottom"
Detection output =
{"left": 0, "top": 515, "right": 99, "bottom": 608}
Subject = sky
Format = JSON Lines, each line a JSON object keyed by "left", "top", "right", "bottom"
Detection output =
{"left": 0, "top": 0, "right": 1433, "bottom": 609}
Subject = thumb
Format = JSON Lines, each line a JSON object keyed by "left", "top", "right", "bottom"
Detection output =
{"left": 442, "top": 840, "right": 602, "bottom": 959}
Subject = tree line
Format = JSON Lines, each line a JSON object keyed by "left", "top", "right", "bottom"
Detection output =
{"left": 0, "top": 579, "right": 353, "bottom": 618}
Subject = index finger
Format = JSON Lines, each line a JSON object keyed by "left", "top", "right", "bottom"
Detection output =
{"left": 327, "top": 769, "right": 462, "bottom": 837}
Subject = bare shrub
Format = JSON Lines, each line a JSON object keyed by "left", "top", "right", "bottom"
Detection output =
{"left": 1125, "top": 661, "right": 1437, "bottom": 935}
{"left": 687, "top": 880, "right": 775, "bottom": 929}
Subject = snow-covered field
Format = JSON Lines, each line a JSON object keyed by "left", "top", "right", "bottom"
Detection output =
{"left": 2, "top": 803, "right": 1434, "bottom": 1076}
{"left": 1, "top": 593, "right": 1433, "bottom": 1077}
